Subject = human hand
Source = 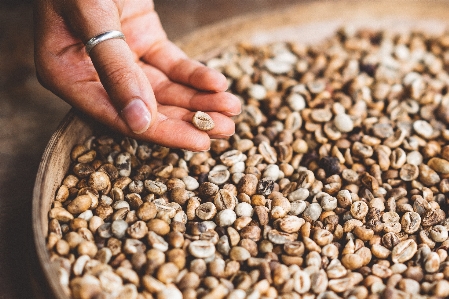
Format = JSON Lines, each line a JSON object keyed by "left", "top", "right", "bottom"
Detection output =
{"left": 34, "top": 0, "right": 241, "bottom": 151}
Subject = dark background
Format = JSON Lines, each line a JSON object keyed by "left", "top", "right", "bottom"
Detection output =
{"left": 0, "top": 0, "right": 303, "bottom": 298}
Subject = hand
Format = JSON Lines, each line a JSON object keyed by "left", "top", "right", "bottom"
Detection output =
{"left": 34, "top": 0, "right": 241, "bottom": 151}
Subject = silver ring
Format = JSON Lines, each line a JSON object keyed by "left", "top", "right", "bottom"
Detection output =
{"left": 85, "top": 30, "right": 126, "bottom": 55}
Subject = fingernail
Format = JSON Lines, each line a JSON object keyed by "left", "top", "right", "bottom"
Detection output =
{"left": 226, "top": 107, "right": 242, "bottom": 116}
{"left": 121, "top": 99, "right": 151, "bottom": 134}
{"left": 227, "top": 111, "right": 241, "bottom": 116}
{"left": 210, "top": 134, "right": 234, "bottom": 139}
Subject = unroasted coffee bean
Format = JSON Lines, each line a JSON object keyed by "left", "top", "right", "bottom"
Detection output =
{"left": 319, "top": 156, "right": 341, "bottom": 176}
{"left": 145, "top": 180, "right": 167, "bottom": 196}
{"left": 110, "top": 220, "right": 127, "bottom": 238}
{"left": 49, "top": 28, "right": 449, "bottom": 299}
{"left": 238, "top": 174, "right": 259, "bottom": 196}
{"left": 189, "top": 240, "right": 215, "bottom": 258}
{"left": 220, "top": 150, "right": 245, "bottom": 167}
{"left": 67, "top": 195, "right": 92, "bottom": 214}
{"left": 429, "top": 225, "right": 448, "bottom": 243}
{"left": 283, "top": 241, "right": 305, "bottom": 257}
{"left": 213, "top": 189, "right": 236, "bottom": 211}
{"left": 382, "top": 232, "right": 400, "bottom": 249}
{"left": 399, "top": 164, "right": 419, "bottom": 181}
{"left": 268, "top": 229, "right": 296, "bottom": 244}
{"left": 147, "top": 219, "right": 170, "bottom": 236}
{"left": 424, "top": 252, "right": 440, "bottom": 273}
{"left": 157, "top": 262, "right": 179, "bottom": 284}
{"left": 353, "top": 226, "right": 374, "bottom": 241}
{"left": 230, "top": 246, "right": 251, "bottom": 261}
{"left": 88, "top": 172, "right": 110, "bottom": 192}
{"left": 208, "top": 165, "right": 230, "bottom": 185}
{"left": 147, "top": 231, "right": 168, "bottom": 252}
{"left": 391, "top": 239, "right": 417, "bottom": 263}
{"left": 127, "top": 221, "right": 148, "bottom": 239}
{"left": 400, "top": 212, "right": 421, "bottom": 234}
{"left": 259, "top": 141, "right": 277, "bottom": 164}
{"left": 257, "top": 177, "right": 275, "bottom": 196}
{"left": 198, "top": 182, "right": 219, "bottom": 199}
{"left": 293, "top": 269, "right": 311, "bottom": 294}
{"left": 421, "top": 209, "right": 445, "bottom": 227}
{"left": 216, "top": 209, "right": 237, "bottom": 227}
{"left": 303, "top": 203, "right": 322, "bottom": 222}
{"left": 196, "top": 202, "right": 217, "bottom": 220}
{"left": 341, "top": 253, "right": 364, "bottom": 270}
{"left": 419, "top": 164, "right": 441, "bottom": 186}
{"left": 115, "top": 152, "right": 132, "bottom": 177}
{"left": 310, "top": 269, "right": 328, "bottom": 293}
{"left": 350, "top": 201, "right": 369, "bottom": 220}
{"left": 334, "top": 113, "right": 354, "bottom": 133}
{"left": 278, "top": 215, "right": 305, "bottom": 233}
{"left": 192, "top": 111, "right": 215, "bottom": 131}
{"left": 137, "top": 202, "right": 157, "bottom": 221}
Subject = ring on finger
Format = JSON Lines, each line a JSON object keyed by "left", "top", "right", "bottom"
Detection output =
{"left": 85, "top": 30, "right": 126, "bottom": 55}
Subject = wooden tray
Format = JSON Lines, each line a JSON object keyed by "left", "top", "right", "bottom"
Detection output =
{"left": 32, "top": 1, "right": 449, "bottom": 298}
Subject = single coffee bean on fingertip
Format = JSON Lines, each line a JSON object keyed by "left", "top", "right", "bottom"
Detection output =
{"left": 192, "top": 111, "right": 215, "bottom": 131}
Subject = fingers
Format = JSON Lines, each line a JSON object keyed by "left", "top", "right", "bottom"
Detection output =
{"left": 156, "top": 86, "right": 241, "bottom": 117}
{"left": 113, "top": 0, "right": 228, "bottom": 93}
{"left": 142, "top": 62, "right": 239, "bottom": 139}
{"left": 70, "top": 81, "right": 232, "bottom": 151}
{"left": 142, "top": 39, "right": 229, "bottom": 92}
{"left": 34, "top": 0, "right": 238, "bottom": 151}
{"left": 157, "top": 106, "right": 236, "bottom": 139}
{"left": 91, "top": 43, "right": 156, "bottom": 134}
{"left": 60, "top": 0, "right": 157, "bottom": 135}
{"left": 141, "top": 63, "right": 241, "bottom": 116}
{"left": 52, "top": 77, "right": 217, "bottom": 151}
{"left": 143, "top": 114, "right": 212, "bottom": 151}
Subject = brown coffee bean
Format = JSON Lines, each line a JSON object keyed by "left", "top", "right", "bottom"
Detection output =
{"left": 400, "top": 212, "right": 421, "bottom": 234}
{"left": 127, "top": 221, "right": 148, "bottom": 239}
{"left": 259, "top": 141, "right": 277, "bottom": 164}
{"left": 350, "top": 201, "right": 369, "bottom": 220}
{"left": 240, "top": 226, "right": 261, "bottom": 241}
{"left": 67, "top": 195, "right": 92, "bottom": 214}
{"left": 147, "top": 219, "right": 170, "bottom": 236}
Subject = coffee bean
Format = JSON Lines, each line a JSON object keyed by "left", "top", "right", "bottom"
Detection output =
{"left": 192, "top": 111, "right": 215, "bottom": 131}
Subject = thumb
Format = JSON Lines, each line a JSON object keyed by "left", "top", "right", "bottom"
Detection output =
{"left": 61, "top": 0, "right": 157, "bottom": 134}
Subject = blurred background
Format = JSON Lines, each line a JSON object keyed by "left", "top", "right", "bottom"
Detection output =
{"left": 0, "top": 0, "right": 304, "bottom": 298}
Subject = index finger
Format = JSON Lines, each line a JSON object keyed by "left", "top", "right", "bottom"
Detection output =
{"left": 60, "top": 0, "right": 157, "bottom": 134}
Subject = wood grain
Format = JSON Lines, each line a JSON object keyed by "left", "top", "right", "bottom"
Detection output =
{"left": 33, "top": 111, "right": 94, "bottom": 299}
